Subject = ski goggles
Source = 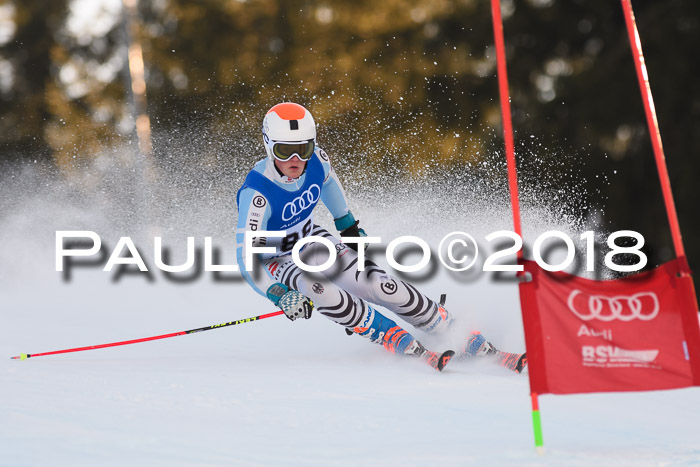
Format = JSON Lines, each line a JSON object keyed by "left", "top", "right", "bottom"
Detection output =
{"left": 272, "top": 140, "right": 315, "bottom": 161}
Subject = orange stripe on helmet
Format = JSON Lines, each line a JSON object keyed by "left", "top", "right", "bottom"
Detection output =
{"left": 268, "top": 102, "right": 306, "bottom": 120}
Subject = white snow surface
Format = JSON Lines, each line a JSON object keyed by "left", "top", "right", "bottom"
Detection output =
{"left": 1, "top": 171, "right": 699, "bottom": 466}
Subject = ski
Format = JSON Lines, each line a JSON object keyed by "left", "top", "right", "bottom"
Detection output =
{"left": 422, "top": 349, "right": 456, "bottom": 372}
{"left": 459, "top": 330, "right": 527, "bottom": 373}
{"left": 494, "top": 350, "right": 527, "bottom": 374}
{"left": 436, "top": 294, "right": 526, "bottom": 374}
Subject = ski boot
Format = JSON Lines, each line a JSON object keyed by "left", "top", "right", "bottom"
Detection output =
{"left": 350, "top": 306, "right": 454, "bottom": 372}
{"left": 461, "top": 331, "right": 527, "bottom": 374}
{"left": 463, "top": 331, "right": 497, "bottom": 357}
{"left": 419, "top": 293, "right": 455, "bottom": 335}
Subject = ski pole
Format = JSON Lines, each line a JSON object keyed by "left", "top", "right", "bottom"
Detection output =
{"left": 10, "top": 310, "right": 285, "bottom": 360}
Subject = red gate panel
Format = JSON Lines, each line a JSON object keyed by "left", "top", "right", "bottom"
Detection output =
{"left": 520, "top": 258, "right": 700, "bottom": 394}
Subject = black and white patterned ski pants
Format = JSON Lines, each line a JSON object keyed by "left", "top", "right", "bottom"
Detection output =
{"left": 261, "top": 226, "right": 451, "bottom": 333}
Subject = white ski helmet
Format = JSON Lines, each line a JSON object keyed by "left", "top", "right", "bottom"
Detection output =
{"left": 262, "top": 102, "right": 316, "bottom": 160}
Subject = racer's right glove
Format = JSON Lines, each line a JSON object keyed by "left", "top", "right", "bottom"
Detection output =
{"left": 266, "top": 283, "right": 313, "bottom": 321}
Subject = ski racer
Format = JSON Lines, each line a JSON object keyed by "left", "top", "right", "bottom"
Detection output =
{"left": 235, "top": 102, "right": 525, "bottom": 372}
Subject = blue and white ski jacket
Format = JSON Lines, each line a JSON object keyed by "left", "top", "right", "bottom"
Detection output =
{"left": 235, "top": 148, "right": 351, "bottom": 297}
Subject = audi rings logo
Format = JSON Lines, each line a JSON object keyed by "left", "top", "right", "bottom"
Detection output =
{"left": 281, "top": 184, "right": 321, "bottom": 221}
{"left": 567, "top": 290, "right": 660, "bottom": 322}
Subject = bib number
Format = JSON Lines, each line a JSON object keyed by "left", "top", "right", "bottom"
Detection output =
{"left": 280, "top": 219, "right": 313, "bottom": 252}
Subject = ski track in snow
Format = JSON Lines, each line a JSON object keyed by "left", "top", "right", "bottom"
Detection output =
{"left": 1, "top": 166, "right": 699, "bottom": 466}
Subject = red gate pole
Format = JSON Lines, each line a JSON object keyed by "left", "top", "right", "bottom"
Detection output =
{"left": 491, "top": 0, "right": 543, "bottom": 452}
{"left": 491, "top": 0, "right": 523, "bottom": 248}
{"left": 620, "top": 0, "right": 686, "bottom": 262}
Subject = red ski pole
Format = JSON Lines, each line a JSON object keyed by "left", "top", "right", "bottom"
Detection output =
{"left": 10, "top": 310, "right": 285, "bottom": 360}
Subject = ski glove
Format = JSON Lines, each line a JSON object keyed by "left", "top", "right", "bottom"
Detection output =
{"left": 334, "top": 211, "right": 367, "bottom": 252}
{"left": 266, "top": 283, "right": 313, "bottom": 321}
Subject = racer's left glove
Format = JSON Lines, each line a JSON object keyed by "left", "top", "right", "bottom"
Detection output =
{"left": 334, "top": 211, "right": 367, "bottom": 251}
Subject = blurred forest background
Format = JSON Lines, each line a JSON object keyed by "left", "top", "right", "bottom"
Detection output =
{"left": 0, "top": 0, "right": 699, "bottom": 290}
